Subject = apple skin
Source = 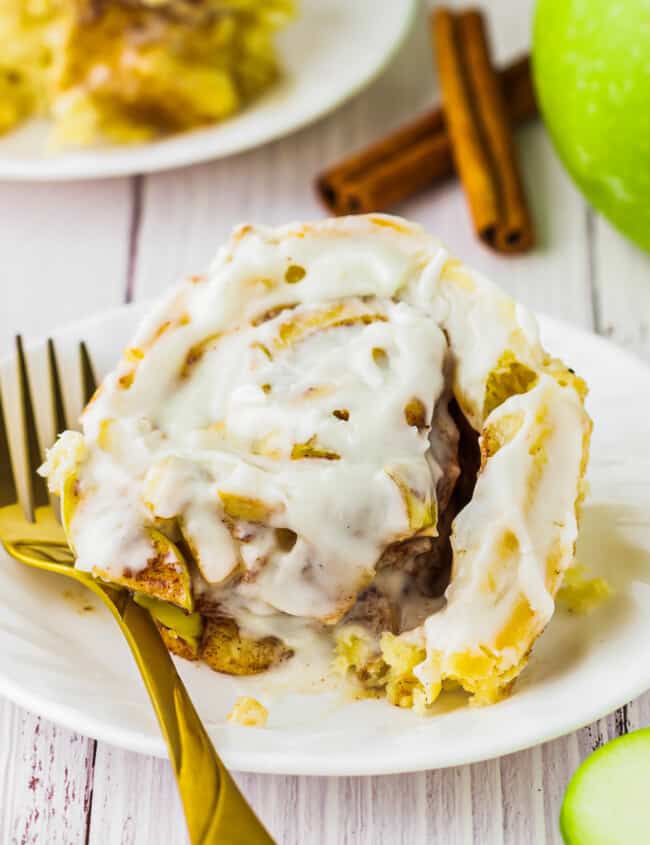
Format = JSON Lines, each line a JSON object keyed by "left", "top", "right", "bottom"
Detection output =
{"left": 532, "top": 0, "right": 650, "bottom": 253}
{"left": 560, "top": 728, "right": 650, "bottom": 845}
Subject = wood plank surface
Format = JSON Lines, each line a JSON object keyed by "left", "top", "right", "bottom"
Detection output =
{"left": 0, "top": 705, "right": 95, "bottom": 845}
{"left": 0, "top": 0, "right": 649, "bottom": 843}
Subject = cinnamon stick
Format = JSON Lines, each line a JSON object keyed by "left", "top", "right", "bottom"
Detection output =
{"left": 317, "top": 55, "right": 536, "bottom": 218}
{"left": 433, "top": 8, "right": 534, "bottom": 251}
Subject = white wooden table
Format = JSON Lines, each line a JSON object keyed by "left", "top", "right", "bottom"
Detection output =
{"left": 1, "top": 1, "right": 649, "bottom": 842}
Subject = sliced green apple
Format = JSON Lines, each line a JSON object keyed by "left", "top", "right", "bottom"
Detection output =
{"left": 133, "top": 592, "right": 203, "bottom": 659}
{"left": 560, "top": 728, "right": 650, "bottom": 845}
{"left": 60, "top": 471, "right": 192, "bottom": 610}
{"left": 93, "top": 529, "right": 193, "bottom": 612}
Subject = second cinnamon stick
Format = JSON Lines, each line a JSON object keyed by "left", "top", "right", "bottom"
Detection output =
{"left": 317, "top": 56, "right": 536, "bottom": 217}
{"left": 432, "top": 8, "right": 534, "bottom": 252}
{"left": 457, "top": 10, "right": 534, "bottom": 250}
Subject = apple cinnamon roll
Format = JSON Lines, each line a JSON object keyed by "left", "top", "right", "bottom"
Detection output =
{"left": 42, "top": 215, "right": 591, "bottom": 710}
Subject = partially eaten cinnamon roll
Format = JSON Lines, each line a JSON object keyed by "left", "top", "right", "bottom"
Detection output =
{"left": 41, "top": 215, "right": 591, "bottom": 711}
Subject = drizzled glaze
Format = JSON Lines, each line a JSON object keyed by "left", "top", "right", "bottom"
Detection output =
{"left": 42, "top": 215, "right": 590, "bottom": 703}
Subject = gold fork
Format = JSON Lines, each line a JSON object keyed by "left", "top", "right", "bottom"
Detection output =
{"left": 0, "top": 336, "right": 274, "bottom": 845}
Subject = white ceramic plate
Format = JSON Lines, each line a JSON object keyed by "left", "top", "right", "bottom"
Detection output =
{"left": 1, "top": 304, "right": 650, "bottom": 776}
{"left": 0, "top": 0, "right": 416, "bottom": 181}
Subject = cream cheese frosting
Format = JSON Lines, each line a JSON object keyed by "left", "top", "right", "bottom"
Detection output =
{"left": 41, "top": 214, "right": 591, "bottom": 707}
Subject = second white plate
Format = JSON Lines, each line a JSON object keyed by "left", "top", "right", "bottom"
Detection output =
{"left": 0, "top": 0, "right": 416, "bottom": 181}
{"left": 1, "top": 304, "right": 649, "bottom": 775}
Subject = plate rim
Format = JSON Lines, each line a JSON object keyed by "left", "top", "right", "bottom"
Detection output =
{"left": 0, "top": 0, "right": 417, "bottom": 182}
{"left": 1, "top": 304, "right": 650, "bottom": 775}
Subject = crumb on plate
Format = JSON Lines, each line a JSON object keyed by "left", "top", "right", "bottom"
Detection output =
{"left": 557, "top": 563, "right": 612, "bottom": 614}
{"left": 227, "top": 696, "right": 268, "bottom": 727}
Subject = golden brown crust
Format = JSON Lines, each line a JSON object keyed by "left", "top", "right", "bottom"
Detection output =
{"left": 200, "top": 617, "right": 293, "bottom": 676}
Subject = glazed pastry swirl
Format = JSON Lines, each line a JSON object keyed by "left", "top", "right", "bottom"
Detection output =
{"left": 42, "top": 215, "right": 590, "bottom": 707}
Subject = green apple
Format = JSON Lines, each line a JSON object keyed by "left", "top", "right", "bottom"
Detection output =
{"left": 532, "top": 0, "right": 650, "bottom": 253}
{"left": 560, "top": 728, "right": 650, "bottom": 844}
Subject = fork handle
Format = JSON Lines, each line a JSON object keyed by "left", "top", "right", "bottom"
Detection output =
{"left": 110, "top": 597, "right": 275, "bottom": 845}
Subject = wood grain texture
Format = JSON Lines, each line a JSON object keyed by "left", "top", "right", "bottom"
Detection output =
{"left": 0, "top": 703, "right": 95, "bottom": 845}
{"left": 0, "top": 180, "right": 132, "bottom": 357}
{"left": 87, "top": 744, "right": 188, "bottom": 845}
{"left": 1, "top": 0, "right": 650, "bottom": 842}
{"left": 592, "top": 215, "right": 650, "bottom": 362}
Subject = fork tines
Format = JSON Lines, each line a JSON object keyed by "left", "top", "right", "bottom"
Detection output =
{"left": 0, "top": 336, "right": 97, "bottom": 523}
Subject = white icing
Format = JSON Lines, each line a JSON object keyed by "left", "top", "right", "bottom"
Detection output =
{"left": 422, "top": 376, "right": 585, "bottom": 658}
{"left": 41, "top": 215, "right": 589, "bottom": 679}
